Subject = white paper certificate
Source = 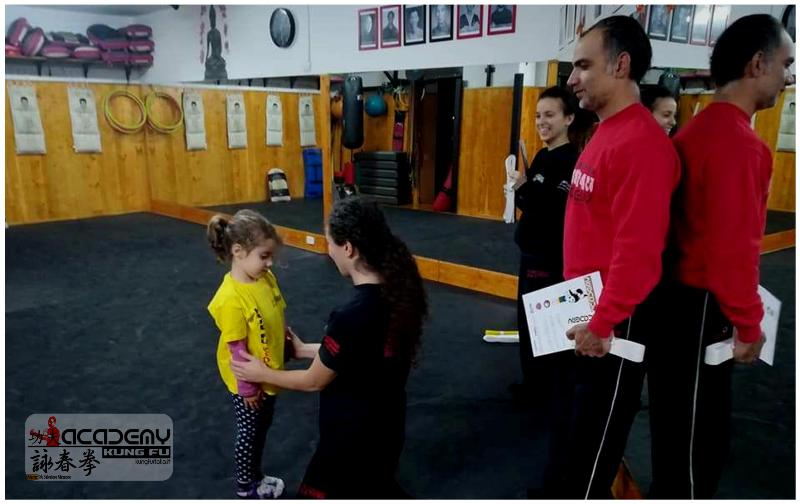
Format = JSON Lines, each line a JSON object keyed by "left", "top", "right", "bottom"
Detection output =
{"left": 522, "top": 271, "right": 646, "bottom": 363}
{"left": 704, "top": 285, "right": 781, "bottom": 366}
{"left": 757, "top": 285, "right": 781, "bottom": 365}
{"left": 522, "top": 272, "right": 603, "bottom": 357}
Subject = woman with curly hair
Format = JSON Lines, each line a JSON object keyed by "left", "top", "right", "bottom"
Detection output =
{"left": 231, "top": 197, "right": 428, "bottom": 499}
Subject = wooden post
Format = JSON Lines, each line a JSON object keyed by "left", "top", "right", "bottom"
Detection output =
{"left": 320, "top": 75, "right": 333, "bottom": 225}
{"left": 546, "top": 59, "right": 559, "bottom": 87}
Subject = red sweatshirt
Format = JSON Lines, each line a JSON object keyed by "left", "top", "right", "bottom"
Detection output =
{"left": 564, "top": 103, "right": 680, "bottom": 338}
{"left": 671, "top": 102, "right": 771, "bottom": 343}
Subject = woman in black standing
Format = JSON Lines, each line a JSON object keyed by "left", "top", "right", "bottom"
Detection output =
{"left": 510, "top": 87, "right": 593, "bottom": 494}
{"left": 511, "top": 86, "right": 582, "bottom": 400}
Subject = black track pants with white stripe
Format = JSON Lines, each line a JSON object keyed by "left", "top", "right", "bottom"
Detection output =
{"left": 550, "top": 282, "right": 732, "bottom": 499}
{"left": 647, "top": 284, "right": 732, "bottom": 499}
{"left": 556, "top": 318, "right": 647, "bottom": 499}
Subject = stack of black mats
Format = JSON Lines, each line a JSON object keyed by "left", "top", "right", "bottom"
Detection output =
{"left": 353, "top": 151, "right": 411, "bottom": 205}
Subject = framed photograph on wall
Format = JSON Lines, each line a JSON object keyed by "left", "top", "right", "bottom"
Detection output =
{"left": 690, "top": 4, "right": 712, "bottom": 45}
{"left": 783, "top": 5, "right": 795, "bottom": 42}
{"left": 429, "top": 5, "right": 453, "bottom": 42}
{"left": 566, "top": 4, "right": 575, "bottom": 43}
{"left": 593, "top": 5, "right": 602, "bottom": 21}
{"left": 647, "top": 4, "right": 670, "bottom": 40}
{"left": 669, "top": 5, "right": 693, "bottom": 43}
{"left": 403, "top": 5, "right": 426, "bottom": 45}
{"left": 380, "top": 5, "right": 401, "bottom": 48}
{"left": 559, "top": 5, "right": 566, "bottom": 47}
{"left": 487, "top": 5, "right": 516, "bottom": 35}
{"left": 576, "top": 5, "right": 586, "bottom": 36}
{"left": 457, "top": 5, "right": 483, "bottom": 39}
{"left": 358, "top": 7, "right": 378, "bottom": 50}
{"left": 631, "top": 5, "right": 647, "bottom": 29}
{"left": 708, "top": 5, "right": 731, "bottom": 46}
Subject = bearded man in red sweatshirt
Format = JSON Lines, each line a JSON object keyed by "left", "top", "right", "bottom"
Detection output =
{"left": 545, "top": 16, "right": 681, "bottom": 498}
{"left": 646, "top": 15, "right": 794, "bottom": 499}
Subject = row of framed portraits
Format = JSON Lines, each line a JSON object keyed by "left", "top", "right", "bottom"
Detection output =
{"left": 559, "top": 5, "right": 730, "bottom": 48}
{"left": 635, "top": 5, "right": 731, "bottom": 46}
{"left": 358, "top": 5, "right": 517, "bottom": 50}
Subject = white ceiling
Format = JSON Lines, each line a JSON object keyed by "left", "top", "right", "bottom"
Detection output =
{"left": 39, "top": 5, "right": 174, "bottom": 17}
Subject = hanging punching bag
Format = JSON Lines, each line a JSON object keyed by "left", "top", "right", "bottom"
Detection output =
{"left": 342, "top": 76, "right": 364, "bottom": 149}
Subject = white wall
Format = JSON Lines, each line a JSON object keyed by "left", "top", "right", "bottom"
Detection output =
{"left": 307, "top": 5, "right": 558, "bottom": 77}
{"left": 137, "top": 5, "right": 314, "bottom": 85}
{"left": 556, "top": 4, "right": 790, "bottom": 70}
{"left": 134, "top": 5, "right": 562, "bottom": 83}
{"left": 7, "top": 4, "right": 790, "bottom": 84}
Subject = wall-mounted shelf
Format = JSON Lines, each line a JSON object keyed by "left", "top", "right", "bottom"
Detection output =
{"left": 6, "top": 56, "right": 152, "bottom": 82}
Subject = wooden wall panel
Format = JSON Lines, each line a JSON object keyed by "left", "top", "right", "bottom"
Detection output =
{"left": 457, "top": 87, "right": 514, "bottom": 219}
{"left": 519, "top": 87, "right": 546, "bottom": 166}
{"left": 677, "top": 91, "right": 795, "bottom": 212}
{"left": 319, "top": 76, "right": 333, "bottom": 222}
{"left": 334, "top": 92, "right": 397, "bottom": 169}
{"left": 145, "top": 85, "right": 325, "bottom": 207}
{"left": 516, "top": 87, "right": 547, "bottom": 220}
{"left": 768, "top": 151, "right": 795, "bottom": 211}
{"left": 6, "top": 81, "right": 150, "bottom": 224}
{"left": 546, "top": 60, "right": 559, "bottom": 87}
{"left": 6, "top": 81, "right": 327, "bottom": 224}
{"left": 361, "top": 93, "right": 397, "bottom": 153}
{"left": 675, "top": 92, "right": 714, "bottom": 128}
{"left": 757, "top": 91, "right": 795, "bottom": 212}
{"left": 754, "top": 91, "right": 783, "bottom": 149}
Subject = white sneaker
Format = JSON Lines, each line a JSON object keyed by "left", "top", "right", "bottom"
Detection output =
{"left": 257, "top": 475, "right": 285, "bottom": 499}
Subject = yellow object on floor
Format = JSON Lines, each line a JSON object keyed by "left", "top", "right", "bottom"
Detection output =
{"left": 482, "top": 330, "right": 519, "bottom": 343}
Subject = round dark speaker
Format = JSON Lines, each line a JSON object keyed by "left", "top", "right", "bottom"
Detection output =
{"left": 342, "top": 76, "right": 364, "bottom": 149}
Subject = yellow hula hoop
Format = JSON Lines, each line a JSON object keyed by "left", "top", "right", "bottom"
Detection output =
{"left": 104, "top": 90, "right": 146, "bottom": 133}
{"left": 145, "top": 91, "right": 184, "bottom": 134}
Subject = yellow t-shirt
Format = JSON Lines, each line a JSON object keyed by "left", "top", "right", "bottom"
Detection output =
{"left": 208, "top": 270, "right": 286, "bottom": 396}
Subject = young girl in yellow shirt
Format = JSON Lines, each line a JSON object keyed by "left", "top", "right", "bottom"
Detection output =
{"left": 206, "top": 209, "right": 287, "bottom": 499}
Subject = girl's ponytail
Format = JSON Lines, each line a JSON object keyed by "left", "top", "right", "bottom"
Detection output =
{"left": 207, "top": 214, "right": 231, "bottom": 262}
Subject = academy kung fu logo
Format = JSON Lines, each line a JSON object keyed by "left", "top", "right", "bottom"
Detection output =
{"left": 28, "top": 416, "right": 101, "bottom": 480}
{"left": 25, "top": 414, "right": 174, "bottom": 481}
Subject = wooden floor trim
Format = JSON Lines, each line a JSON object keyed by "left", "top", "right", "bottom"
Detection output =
{"left": 761, "top": 229, "right": 795, "bottom": 254}
{"left": 149, "top": 199, "right": 328, "bottom": 254}
{"left": 415, "top": 256, "right": 517, "bottom": 300}
{"left": 150, "top": 199, "right": 218, "bottom": 225}
{"left": 149, "top": 199, "right": 792, "bottom": 299}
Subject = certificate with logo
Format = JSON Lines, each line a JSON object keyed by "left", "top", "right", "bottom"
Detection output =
{"left": 522, "top": 272, "right": 602, "bottom": 357}
{"left": 522, "top": 272, "right": 645, "bottom": 362}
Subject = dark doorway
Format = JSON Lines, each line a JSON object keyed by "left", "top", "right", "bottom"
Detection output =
{"left": 411, "top": 69, "right": 463, "bottom": 211}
